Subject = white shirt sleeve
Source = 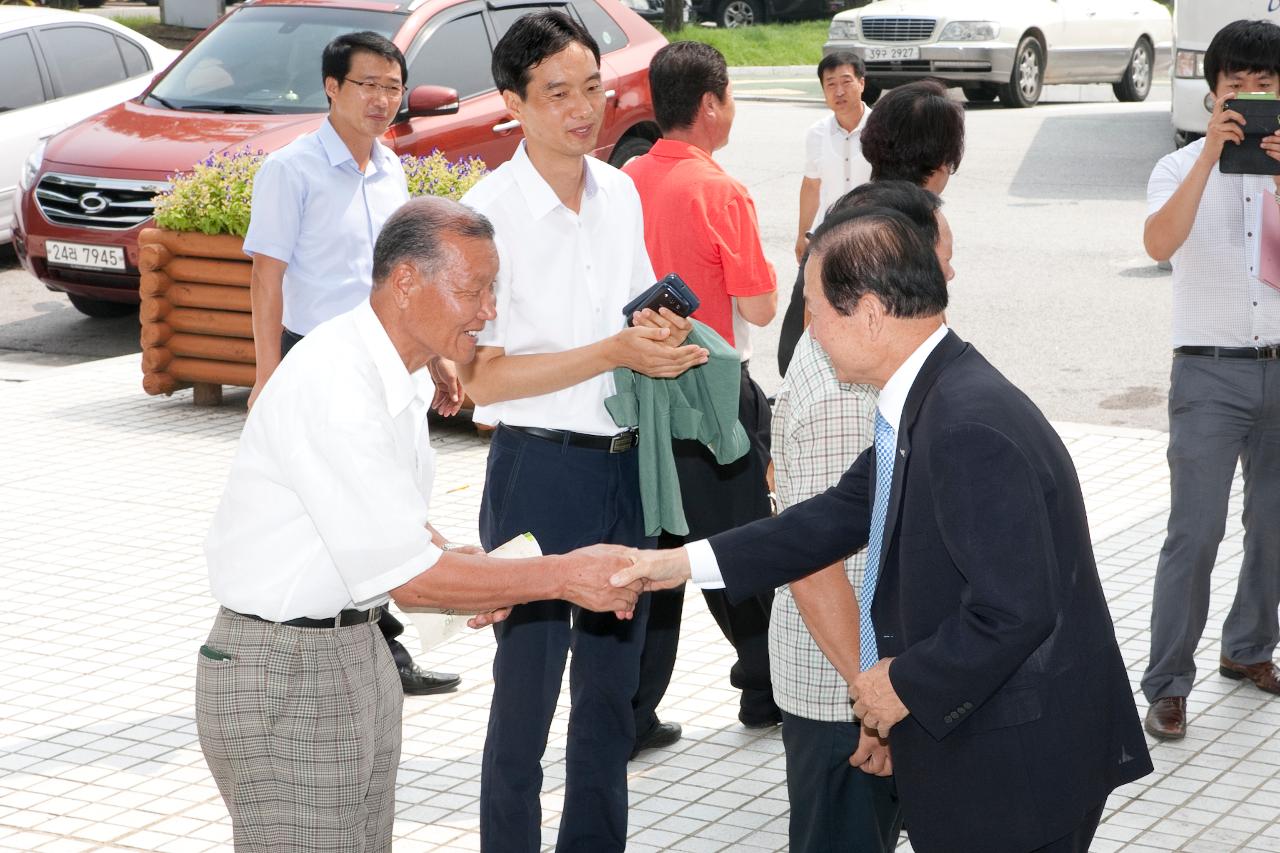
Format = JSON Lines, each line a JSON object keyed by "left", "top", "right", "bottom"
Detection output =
{"left": 1146, "top": 150, "right": 1186, "bottom": 218}
{"left": 243, "top": 155, "right": 304, "bottom": 263}
{"left": 803, "top": 122, "right": 824, "bottom": 180}
{"left": 686, "top": 539, "right": 725, "bottom": 590}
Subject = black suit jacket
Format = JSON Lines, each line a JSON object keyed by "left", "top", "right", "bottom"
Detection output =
{"left": 709, "top": 331, "right": 1151, "bottom": 853}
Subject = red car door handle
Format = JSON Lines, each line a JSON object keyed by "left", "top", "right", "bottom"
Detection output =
{"left": 492, "top": 119, "right": 521, "bottom": 133}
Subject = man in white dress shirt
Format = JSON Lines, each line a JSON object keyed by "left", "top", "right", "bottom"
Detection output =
{"left": 795, "top": 51, "right": 872, "bottom": 264}
{"left": 457, "top": 11, "right": 707, "bottom": 853}
{"left": 1140, "top": 18, "right": 1280, "bottom": 741}
{"left": 196, "top": 198, "right": 640, "bottom": 853}
{"left": 243, "top": 30, "right": 462, "bottom": 697}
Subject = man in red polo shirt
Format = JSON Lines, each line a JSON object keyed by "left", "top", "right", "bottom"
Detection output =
{"left": 623, "top": 41, "right": 780, "bottom": 756}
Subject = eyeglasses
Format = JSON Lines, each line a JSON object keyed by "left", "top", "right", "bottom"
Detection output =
{"left": 343, "top": 78, "right": 406, "bottom": 99}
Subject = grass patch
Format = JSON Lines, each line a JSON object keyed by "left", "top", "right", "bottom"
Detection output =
{"left": 665, "top": 20, "right": 827, "bottom": 66}
{"left": 111, "top": 16, "right": 202, "bottom": 49}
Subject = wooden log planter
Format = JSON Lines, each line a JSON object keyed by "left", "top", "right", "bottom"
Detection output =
{"left": 137, "top": 226, "right": 480, "bottom": 416}
{"left": 138, "top": 228, "right": 253, "bottom": 406}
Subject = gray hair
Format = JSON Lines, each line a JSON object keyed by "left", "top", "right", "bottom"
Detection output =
{"left": 372, "top": 197, "right": 494, "bottom": 286}
{"left": 810, "top": 209, "right": 947, "bottom": 318}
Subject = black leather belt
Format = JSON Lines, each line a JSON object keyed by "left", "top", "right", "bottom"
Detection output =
{"left": 504, "top": 424, "right": 639, "bottom": 453}
{"left": 235, "top": 605, "right": 383, "bottom": 629}
{"left": 1174, "top": 345, "right": 1280, "bottom": 360}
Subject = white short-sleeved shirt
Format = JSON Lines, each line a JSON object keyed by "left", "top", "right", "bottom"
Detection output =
{"left": 243, "top": 118, "right": 409, "bottom": 335}
{"left": 205, "top": 300, "right": 442, "bottom": 621}
{"left": 461, "top": 142, "right": 656, "bottom": 435}
{"left": 1147, "top": 138, "right": 1280, "bottom": 347}
{"left": 804, "top": 110, "right": 873, "bottom": 231}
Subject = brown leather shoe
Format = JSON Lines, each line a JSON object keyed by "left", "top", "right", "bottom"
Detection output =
{"left": 1144, "top": 696, "right": 1187, "bottom": 740}
{"left": 1219, "top": 655, "right": 1280, "bottom": 695}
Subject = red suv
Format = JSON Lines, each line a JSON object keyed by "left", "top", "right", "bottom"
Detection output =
{"left": 12, "top": 0, "right": 664, "bottom": 317}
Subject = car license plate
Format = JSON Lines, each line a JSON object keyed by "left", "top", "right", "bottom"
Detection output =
{"left": 864, "top": 46, "right": 921, "bottom": 62}
{"left": 46, "top": 240, "right": 126, "bottom": 271}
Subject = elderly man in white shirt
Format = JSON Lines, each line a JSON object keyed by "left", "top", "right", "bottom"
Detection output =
{"left": 196, "top": 197, "right": 640, "bottom": 853}
{"left": 243, "top": 31, "right": 462, "bottom": 698}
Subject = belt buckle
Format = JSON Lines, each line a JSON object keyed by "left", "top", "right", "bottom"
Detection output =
{"left": 609, "top": 430, "right": 636, "bottom": 453}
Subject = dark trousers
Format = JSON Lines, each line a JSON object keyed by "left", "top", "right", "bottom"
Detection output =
{"left": 281, "top": 327, "right": 414, "bottom": 670}
{"left": 780, "top": 711, "right": 902, "bottom": 853}
{"left": 776, "top": 263, "right": 807, "bottom": 377}
{"left": 478, "top": 424, "right": 652, "bottom": 853}
{"left": 1029, "top": 802, "right": 1104, "bottom": 853}
{"left": 633, "top": 365, "right": 779, "bottom": 732}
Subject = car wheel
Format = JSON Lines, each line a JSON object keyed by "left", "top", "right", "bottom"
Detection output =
{"left": 716, "top": 0, "right": 762, "bottom": 28}
{"left": 999, "top": 36, "right": 1043, "bottom": 108}
{"left": 608, "top": 134, "right": 655, "bottom": 169}
{"left": 962, "top": 84, "right": 998, "bottom": 103}
{"left": 1113, "top": 38, "right": 1153, "bottom": 103}
{"left": 861, "top": 83, "right": 881, "bottom": 105}
{"left": 67, "top": 294, "right": 137, "bottom": 319}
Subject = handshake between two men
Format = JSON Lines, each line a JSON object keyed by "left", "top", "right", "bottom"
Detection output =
{"left": 455, "top": 542, "right": 901, "bottom": 777}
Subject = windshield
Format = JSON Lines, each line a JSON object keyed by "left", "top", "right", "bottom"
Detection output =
{"left": 149, "top": 5, "right": 405, "bottom": 114}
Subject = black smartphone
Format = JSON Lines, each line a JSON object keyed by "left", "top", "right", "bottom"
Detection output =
{"left": 622, "top": 273, "right": 700, "bottom": 320}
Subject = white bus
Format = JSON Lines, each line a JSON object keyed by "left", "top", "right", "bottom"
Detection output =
{"left": 1172, "top": 0, "right": 1280, "bottom": 145}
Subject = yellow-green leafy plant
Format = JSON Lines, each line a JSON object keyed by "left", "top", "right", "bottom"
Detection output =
{"left": 153, "top": 148, "right": 488, "bottom": 237}
{"left": 401, "top": 152, "right": 488, "bottom": 199}
{"left": 153, "top": 149, "right": 263, "bottom": 237}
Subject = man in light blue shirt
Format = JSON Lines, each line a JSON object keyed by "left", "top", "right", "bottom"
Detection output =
{"left": 242, "top": 31, "right": 460, "bottom": 697}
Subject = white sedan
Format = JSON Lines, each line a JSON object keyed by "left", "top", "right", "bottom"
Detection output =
{"left": 825, "top": 0, "right": 1172, "bottom": 108}
{"left": 1, "top": 8, "right": 176, "bottom": 243}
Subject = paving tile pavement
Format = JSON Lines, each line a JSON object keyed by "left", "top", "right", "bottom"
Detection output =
{"left": 1, "top": 355, "right": 1278, "bottom": 852}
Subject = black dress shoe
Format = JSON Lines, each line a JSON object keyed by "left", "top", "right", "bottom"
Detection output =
{"left": 739, "top": 709, "right": 782, "bottom": 730}
{"left": 399, "top": 663, "right": 461, "bottom": 696}
{"left": 630, "top": 721, "right": 682, "bottom": 759}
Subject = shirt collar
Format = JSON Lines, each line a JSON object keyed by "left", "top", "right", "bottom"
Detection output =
{"left": 352, "top": 299, "right": 422, "bottom": 419}
{"left": 830, "top": 107, "right": 870, "bottom": 138}
{"left": 876, "top": 323, "right": 948, "bottom": 433}
{"left": 510, "top": 141, "right": 600, "bottom": 220}
{"left": 648, "top": 138, "right": 719, "bottom": 166}
{"left": 316, "top": 117, "right": 391, "bottom": 176}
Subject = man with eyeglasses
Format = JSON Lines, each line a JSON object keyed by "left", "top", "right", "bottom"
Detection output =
{"left": 242, "top": 31, "right": 462, "bottom": 699}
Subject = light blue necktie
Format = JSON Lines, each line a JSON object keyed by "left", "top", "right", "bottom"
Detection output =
{"left": 859, "top": 411, "right": 895, "bottom": 671}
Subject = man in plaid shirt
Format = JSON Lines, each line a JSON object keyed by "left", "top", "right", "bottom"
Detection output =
{"left": 769, "top": 180, "right": 953, "bottom": 853}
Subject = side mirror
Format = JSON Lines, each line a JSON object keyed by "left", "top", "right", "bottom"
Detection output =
{"left": 404, "top": 85, "right": 460, "bottom": 118}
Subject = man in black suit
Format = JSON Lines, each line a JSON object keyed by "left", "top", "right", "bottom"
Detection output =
{"left": 611, "top": 208, "right": 1152, "bottom": 853}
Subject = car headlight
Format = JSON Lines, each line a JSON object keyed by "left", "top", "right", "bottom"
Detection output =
{"left": 939, "top": 21, "right": 998, "bottom": 41}
{"left": 19, "top": 138, "right": 47, "bottom": 192}
{"left": 828, "top": 19, "right": 857, "bottom": 40}
{"left": 1175, "top": 50, "right": 1205, "bottom": 80}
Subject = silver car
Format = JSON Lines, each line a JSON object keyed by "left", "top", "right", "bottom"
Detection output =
{"left": 824, "top": 0, "right": 1172, "bottom": 107}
